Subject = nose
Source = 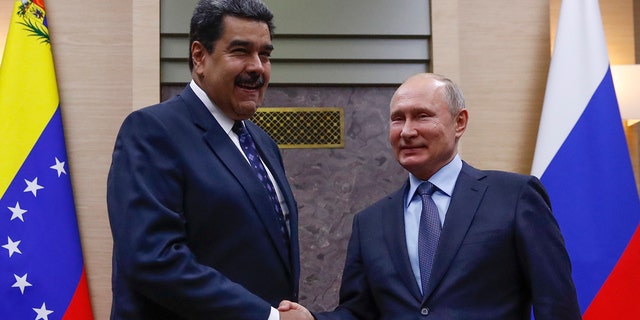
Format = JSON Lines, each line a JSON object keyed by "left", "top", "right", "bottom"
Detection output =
{"left": 400, "top": 120, "right": 417, "bottom": 138}
{"left": 246, "top": 53, "right": 265, "bottom": 73}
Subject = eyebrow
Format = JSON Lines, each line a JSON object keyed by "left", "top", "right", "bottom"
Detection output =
{"left": 228, "top": 39, "right": 274, "bottom": 51}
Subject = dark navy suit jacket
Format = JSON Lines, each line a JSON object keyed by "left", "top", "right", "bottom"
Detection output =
{"left": 317, "top": 163, "right": 581, "bottom": 320}
{"left": 107, "top": 85, "right": 299, "bottom": 319}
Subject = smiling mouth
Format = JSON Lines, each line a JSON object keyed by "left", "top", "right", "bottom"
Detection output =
{"left": 400, "top": 144, "right": 423, "bottom": 150}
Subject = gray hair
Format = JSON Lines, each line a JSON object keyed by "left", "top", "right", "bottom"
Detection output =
{"left": 429, "top": 73, "right": 466, "bottom": 115}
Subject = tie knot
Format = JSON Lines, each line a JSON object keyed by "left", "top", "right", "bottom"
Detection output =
{"left": 417, "top": 182, "right": 438, "bottom": 196}
{"left": 232, "top": 121, "right": 244, "bottom": 135}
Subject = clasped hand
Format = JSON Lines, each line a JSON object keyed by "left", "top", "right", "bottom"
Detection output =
{"left": 278, "top": 300, "right": 313, "bottom": 320}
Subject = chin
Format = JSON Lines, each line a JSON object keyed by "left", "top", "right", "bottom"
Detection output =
{"left": 238, "top": 101, "right": 259, "bottom": 110}
{"left": 398, "top": 158, "right": 424, "bottom": 170}
{"left": 233, "top": 106, "right": 258, "bottom": 119}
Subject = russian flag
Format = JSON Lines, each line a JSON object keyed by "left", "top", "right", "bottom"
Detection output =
{"left": 531, "top": 0, "right": 640, "bottom": 318}
{"left": 0, "top": 1, "right": 94, "bottom": 319}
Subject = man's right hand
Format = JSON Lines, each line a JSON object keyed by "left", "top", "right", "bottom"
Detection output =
{"left": 278, "top": 300, "right": 314, "bottom": 320}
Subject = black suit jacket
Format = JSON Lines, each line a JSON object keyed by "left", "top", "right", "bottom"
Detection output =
{"left": 317, "top": 162, "right": 581, "bottom": 320}
{"left": 107, "top": 85, "right": 299, "bottom": 319}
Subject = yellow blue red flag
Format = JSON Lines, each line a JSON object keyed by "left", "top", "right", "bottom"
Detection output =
{"left": 0, "top": 1, "right": 94, "bottom": 318}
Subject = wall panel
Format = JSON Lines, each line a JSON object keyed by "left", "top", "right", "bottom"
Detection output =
{"left": 0, "top": 1, "right": 10, "bottom": 62}
{"left": 433, "top": 0, "right": 551, "bottom": 174}
{"left": 160, "top": 0, "right": 430, "bottom": 85}
{"left": 44, "top": 1, "right": 132, "bottom": 318}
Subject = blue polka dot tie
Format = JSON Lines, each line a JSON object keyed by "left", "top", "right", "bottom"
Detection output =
{"left": 233, "top": 121, "right": 290, "bottom": 246}
{"left": 417, "top": 181, "right": 441, "bottom": 295}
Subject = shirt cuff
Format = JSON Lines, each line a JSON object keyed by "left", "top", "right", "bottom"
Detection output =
{"left": 268, "top": 307, "right": 280, "bottom": 320}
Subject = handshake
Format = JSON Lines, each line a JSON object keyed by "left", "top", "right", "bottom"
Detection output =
{"left": 278, "top": 300, "right": 314, "bottom": 320}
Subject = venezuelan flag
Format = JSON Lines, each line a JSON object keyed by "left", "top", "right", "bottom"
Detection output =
{"left": 0, "top": 1, "right": 94, "bottom": 318}
{"left": 532, "top": 0, "right": 640, "bottom": 318}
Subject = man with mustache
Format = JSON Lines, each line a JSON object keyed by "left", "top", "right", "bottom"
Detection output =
{"left": 107, "top": 1, "right": 311, "bottom": 319}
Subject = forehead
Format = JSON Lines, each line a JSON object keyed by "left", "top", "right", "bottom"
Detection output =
{"left": 391, "top": 79, "right": 444, "bottom": 110}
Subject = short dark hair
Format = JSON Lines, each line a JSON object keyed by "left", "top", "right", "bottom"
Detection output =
{"left": 188, "top": 0, "right": 275, "bottom": 71}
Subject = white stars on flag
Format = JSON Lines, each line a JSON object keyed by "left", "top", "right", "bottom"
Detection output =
{"left": 8, "top": 202, "right": 28, "bottom": 222}
{"left": 12, "top": 273, "right": 32, "bottom": 294}
{"left": 2, "top": 236, "right": 22, "bottom": 257}
{"left": 23, "top": 178, "right": 44, "bottom": 197}
{"left": 49, "top": 157, "right": 66, "bottom": 177}
{"left": 4, "top": 155, "right": 68, "bottom": 317}
{"left": 33, "top": 302, "right": 54, "bottom": 320}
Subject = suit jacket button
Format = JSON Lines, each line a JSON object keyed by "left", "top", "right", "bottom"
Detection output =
{"left": 421, "top": 307, "right": 430, "bottom": 316}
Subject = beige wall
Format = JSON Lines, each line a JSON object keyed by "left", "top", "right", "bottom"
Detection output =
{"left": 550, "top": 0, "right": 636, "bottom": 65}
{"left": 432, "top": 1, "right": 551, "bottom": 174}
{"left": 0, "top": 0, "right": 635, "bottom": 318}
{"left": 0, "top": 1, "right": 10, "bottom": 62}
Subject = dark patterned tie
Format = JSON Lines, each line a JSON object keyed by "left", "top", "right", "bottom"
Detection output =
{"left": 232, "top": 121, "right": 289, "bottom": 244}
{"left": 417, "top": 181, "right": 441, "bottom": 295}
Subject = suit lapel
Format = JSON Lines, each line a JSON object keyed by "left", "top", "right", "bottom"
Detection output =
{"left": 422, "top": 163, "right": 487, "bottom": 301}
{"left": 182, "top": 86, "right": 292, "bottom": 274}
{"left": 383, "top": 182, "right": 424, "bottom": 302}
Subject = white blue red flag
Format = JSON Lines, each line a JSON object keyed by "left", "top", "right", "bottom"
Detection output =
{"left": 0, "top": 1, "right": 94, "bottom": 319}
{"left": 531, "top": 0, "right": 640, "bottom": 318}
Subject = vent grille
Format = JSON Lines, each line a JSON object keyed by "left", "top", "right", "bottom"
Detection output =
{"left": 251, "top": 107, "right": 344, "bottom": 149}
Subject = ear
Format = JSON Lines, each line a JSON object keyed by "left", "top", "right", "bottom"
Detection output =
{"left": 191, "top": 41, "right": 206, "bottom": 74}
{"left": 454, "top": 109, "right": 468, "bottom": 138}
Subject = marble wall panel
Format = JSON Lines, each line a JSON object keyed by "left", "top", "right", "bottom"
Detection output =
{"left": 264, "top": 86, "right": 407, "bottom": 310}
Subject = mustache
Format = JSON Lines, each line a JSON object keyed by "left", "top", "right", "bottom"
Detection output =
{"left": 235, "top": 73, "right": 265, "bottom": 88}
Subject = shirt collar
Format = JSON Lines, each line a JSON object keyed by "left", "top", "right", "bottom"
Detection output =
{"left": 190, "top": 80, "right": 235, "bottom": 135}
{"left": 405, "top": 154, "right": 462, "bottom": 208}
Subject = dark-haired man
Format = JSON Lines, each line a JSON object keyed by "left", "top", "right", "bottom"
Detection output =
{"left": 107, "top": 1, "right": 310, "bottom": 319}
